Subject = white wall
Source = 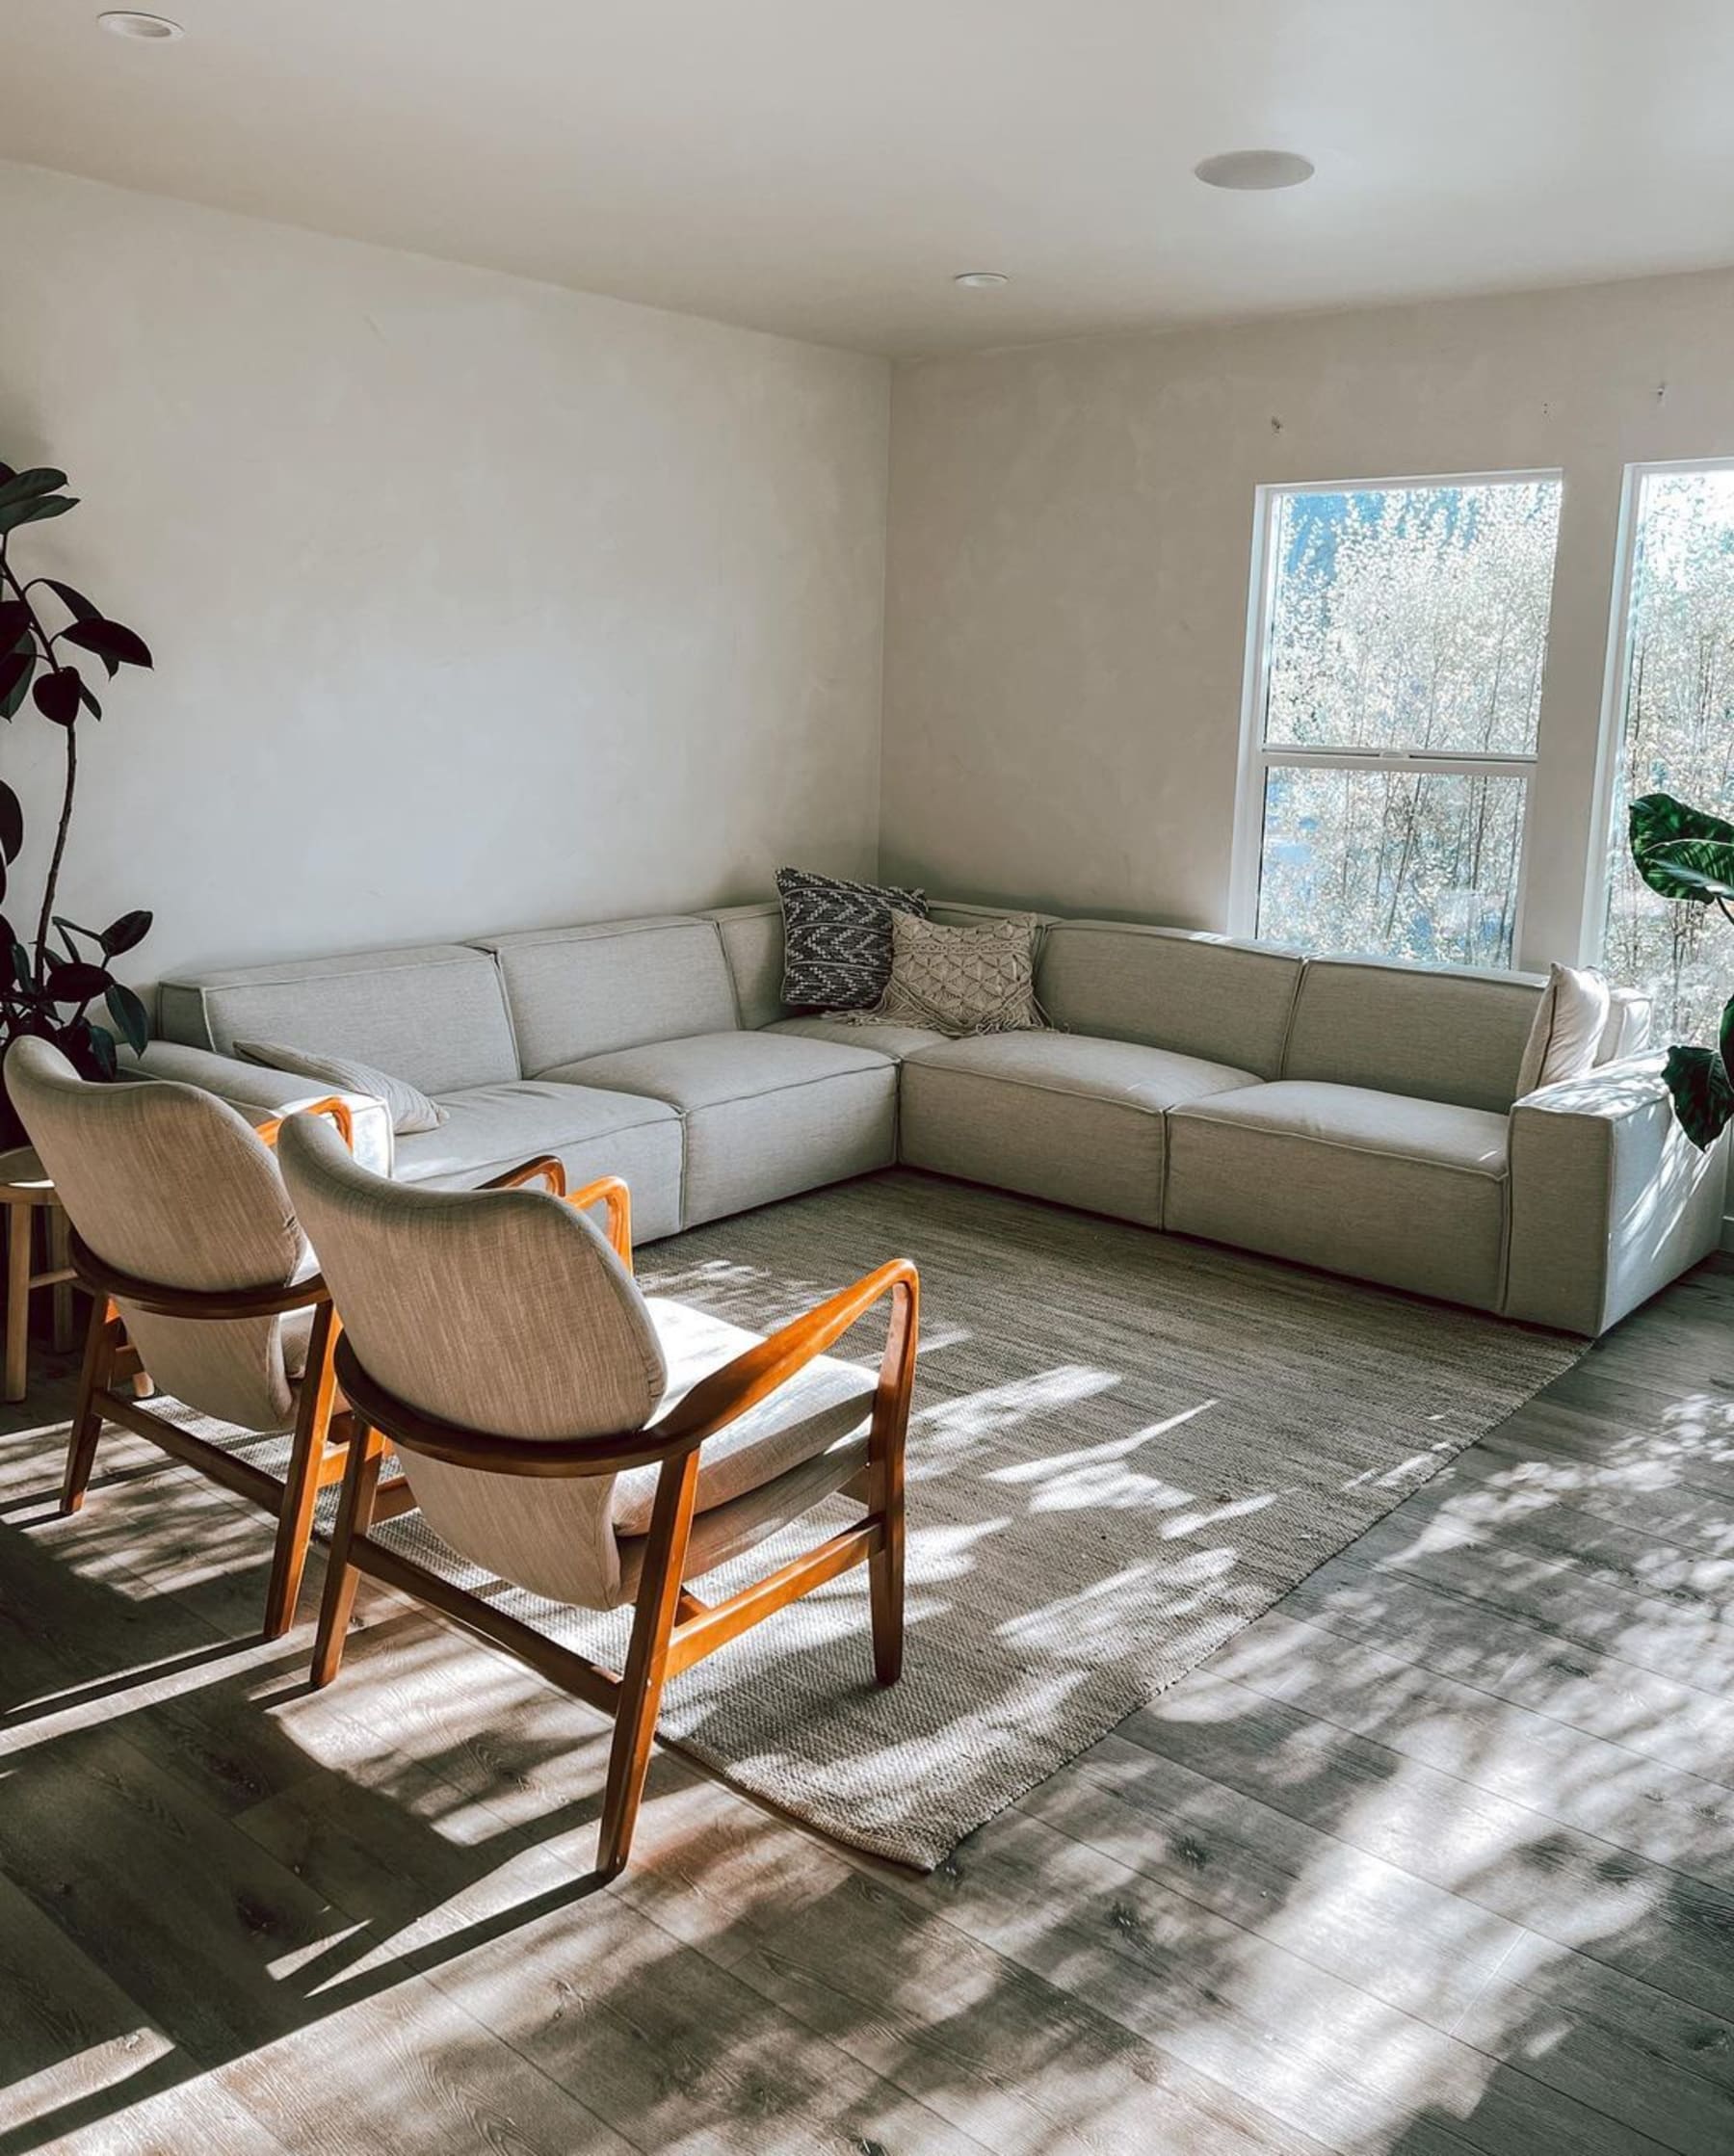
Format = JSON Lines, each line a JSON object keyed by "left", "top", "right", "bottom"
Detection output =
{"left": 880, "top": 266, "right": 1734, "bottom": 968}
{"left": 0, "top": 160, "right": 889, "bottom": 991}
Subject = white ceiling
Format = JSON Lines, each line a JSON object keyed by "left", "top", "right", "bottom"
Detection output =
{"left": 11, "top": 1, "right": 1734, "bottom": 356}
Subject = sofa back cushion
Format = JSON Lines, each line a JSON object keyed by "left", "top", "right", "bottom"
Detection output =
{"left": 478, "top": 915, "right": 738, "bottom": 1074}
{"left": 1283, "top": 956, "right": 1543, "bottom": 1114}
{"left": 1038, "top": 921, "right": 1302, "bottom": 1080}
{"left": 703, "top": 903, "right": 785, "bottom": 1031}
{"left": 158, "top": 945, "right": 518, "bottom": 1097}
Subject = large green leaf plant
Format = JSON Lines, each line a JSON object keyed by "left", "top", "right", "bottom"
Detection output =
{"left": 1629, "top": 792, "right": 1734, "bottom": 1148}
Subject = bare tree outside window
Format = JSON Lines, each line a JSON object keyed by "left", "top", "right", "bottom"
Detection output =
{"left": 1601, "top": 466, "right": 1734, "bottom": 1043}
{"left": 1240, "top": 477, "right": 1563, "bottom": 966}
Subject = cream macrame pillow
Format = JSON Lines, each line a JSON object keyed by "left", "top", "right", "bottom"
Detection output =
{"left": 853, "top": 911, "right": 1047, "bottom": 1036}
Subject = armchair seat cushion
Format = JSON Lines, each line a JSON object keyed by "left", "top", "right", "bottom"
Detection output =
{"left": 899, "top": 1031, "right": 1259, "bottom": 1228}
{"left": 549, "top": 1033, "right": 898, "bottom": 1226}
{"left": 392, "top": 1080, "right": 684, "bottom": 1243}
{"left": 1166, "top": 1081, "right": 1509, "bottom": 1308}
{"left": 610, "top": 1298, "right": 877, "bottom": 1537}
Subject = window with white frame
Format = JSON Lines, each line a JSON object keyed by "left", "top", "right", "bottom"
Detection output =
{"left": 1232, "top": 474, "right": 1563, "bottom": 968}
{"left": 1597, "top": 460, "right": 1734, "bottom": 1043}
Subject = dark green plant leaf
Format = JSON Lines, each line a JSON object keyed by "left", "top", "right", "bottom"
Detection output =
{"left": 99, "top": 908, "right": 151, "bottom": 958}
{"left": 104, "top": 982, "right": 149, "bottom": 1056}
{"left": 0, "top": 468, "right": 68, "bottom": 512}
{"left": 51, "top": 916, "right": 97, "bottom": 946}
{"left": 1720, "top": 994, "right": 1734, "bottom": 1088}
{"left": 1629, "top": 793, "right": 1734, "bottom": 903}
{"left": 45, "top": 959, "right": 112, "bottom": 1005}
{"left": 1661, "top": 1043, "right": 1734, "bottom": 1149}
{"left": 1635, "top": 838, "right": 1734, "bottom": 904}
{"left": 39, "top": 578, "right": 99, "bottom": 625}
{"left": 0, "top": 494, "right": 77, "bottom": 537}
{"left": 32, "top": 668, "right": 83, "bottom": 726}
{"left": 11, "top": 943, "right": 34, "bottom": 992}
{"left": 0, "top": 464, "right": 14, "bottom": 487}
{"left": 60, "top": 618, "right": 151, "bottom": 674}
{"left": 84, "top": 1023, "right": 118, "bottom": 1082}
{"left": 0, "top": 781, "right": 20, "bottom": 866}
{"left": 0, "top": 646, "right": 33, "bottom": 721}
{"left": 0, "top": 599, "right": 31, "bottom": 650}
{"left": 76, "top": 679, "right": 102, "bottom": 721}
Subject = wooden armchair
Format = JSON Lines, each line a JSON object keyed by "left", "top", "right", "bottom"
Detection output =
{"left": 276, "top": 1112, "right": 918, "bottom": 1880}
{"left": 4, "top": 1036, "right": 407, "bottom": 1639}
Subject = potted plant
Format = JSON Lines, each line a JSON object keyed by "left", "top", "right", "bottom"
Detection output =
{"left": 1628, "top": 791, "right": 1734, "bottom": 1147}
{"left": 0, "top": 460, "right": 155, "bottom": 1149}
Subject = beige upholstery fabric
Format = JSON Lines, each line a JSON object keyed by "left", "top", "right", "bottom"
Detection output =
{"left": 1168, "top": 1081, "right": 1509, "bottom": 1308}
{"left": 126, "top": 1041, "right": 395, "bottom": 1176}
{"left": 1600, "top": 986, "right": 1652, "bottom": 1064}
{"left": 1283, "top": 957, "right": 1541, "bottom": 1114}
{"left": 276, "top": 1115, "right": 875, "bottom": 1609}
{"left": 612, "top": 1298, "right": 875, "bottom": 1534}
{"left": 1515, "top": 965, "right": 1614, "bottom": 1096}
{"left": 767, "top": 1014, "right": 948, "bottom": 1062}
{"left": 1505, "top": 1056, "right": 1729, "bottom": 1333}
{"left": 548, "top": 1032, "right": 898, "bottom": 1227}
{"left": 476, "top": 916, "right": 739, "bottom": 1075}
{"left": 901, "top": 1032, "right": 1258, "bottom": 1228}
{"left": 158, "top": 944, "right": 518, "bottom": 1097}
{"left": 1038, "top": 921, "right": 1302, "bottom": 1080}
{"left": 703, "top": 903, "right": 786, "bottom": 1031}
{"left": 6, "top": 1038, "right": 314, "bottom": 1432}
{"left": 861, "top": 911, "right": 1045, "bottom": 1035}
{"left": 388, "top": 1079, "right": 684, "bottom": 1240}
{"left": 237, "top": 1039, "right": 447, "bottom": 1135}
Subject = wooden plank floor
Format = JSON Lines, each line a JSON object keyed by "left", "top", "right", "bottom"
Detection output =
{"left": 5, "top": 1257, "right": 1734, "bottom": 2153}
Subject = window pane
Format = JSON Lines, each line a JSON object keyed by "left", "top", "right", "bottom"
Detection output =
{"left": 1602, "top": 467, "right": 1734, "bottom": 1044}
{"left": 1264, "top": 480, "right": 1562, "bottom": 755}
{"left": 1257, "top": 765, "right": 1526, "bottom": 967}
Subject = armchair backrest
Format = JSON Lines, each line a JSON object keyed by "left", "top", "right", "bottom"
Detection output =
{"left": 5, "top": 1037, "right": 313, "bottom": 1431}
{"left": 276, "top": 1112, "right": 670, "bottom": 1607}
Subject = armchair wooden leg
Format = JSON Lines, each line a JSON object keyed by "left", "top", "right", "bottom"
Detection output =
{"left": 869, "top": 1477, "right": 906, "bottom": 1688}
{"left": 311, "top": 1419, "right": 385, "bottom": 1688}
{"left": 262, "top": 1303, "right": 339, "bottom": 1642}
{"left": 61, "top": 1300, "right": 119, "bottom": 1515}
{"left": 596, "top": 1449, "right": 700, "bottom": 1880}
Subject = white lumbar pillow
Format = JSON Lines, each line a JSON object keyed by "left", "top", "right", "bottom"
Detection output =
{"left": 1516, "top": 963, "right": 1612, "bottom": 1097}
{"left": 236, "top": 1039, "right": 448, "bottom": 1135}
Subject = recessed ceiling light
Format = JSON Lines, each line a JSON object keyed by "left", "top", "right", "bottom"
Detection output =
{"left": 1194, "top": 149, "right": 1315, "bottom": 192}
{"left": 954, "top": 271, "right": 1010, "bottom": 290}
{"left": 97, "top": 11, "right": 185, "bottom": 39}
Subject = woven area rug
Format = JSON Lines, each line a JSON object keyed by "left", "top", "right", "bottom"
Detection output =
{"left": 346, "top": 1169, "right": 1584, "bottom": 1869}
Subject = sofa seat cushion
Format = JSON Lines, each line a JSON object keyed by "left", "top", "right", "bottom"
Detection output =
{"left": 765, "top": 1014, "right": 948, "bottom": 1062}
{"left": 550, "top": 1032, "right": 898, "bottom": 1227}
{"left": 610, "top": 1298, "right": 876, "bottom": 1538}
{"left": 1167, "top": 1081, "right": 1509, "bottom": 1308}
{"left": 392, "top": 1080, "right": 685, "bottom": 1243}
{"left": 899, "top": 1032, "right": 1260, "bottom": 1229}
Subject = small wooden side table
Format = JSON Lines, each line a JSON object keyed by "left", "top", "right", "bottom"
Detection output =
{"left": 0, "top": 1144, "right": 77, "bottom": 1403}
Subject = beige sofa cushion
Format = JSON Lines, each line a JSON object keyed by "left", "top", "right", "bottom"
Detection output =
{"left": 158, "top": 944, "right": 519, "bottom": 1097}
{"left": 476, "top": 915, "right": 739, "bottom": 1075}
{"left": 392, "top": 1079, "right": 685, "bottom": 1242}
{"left": 767, "top": 1014, "right": 949, "bottom": 1062}
{"left": 899, "top": 1032, "right": 1259, "bottom": 1229}
{"left": 703, "top": 902, "right": 786, "bottom": 1030}
{"left": 1038, "top": 921, "right": 1302, "bottom": 1080}
{"left": 1168, "top": 1081, "right": 1509, "bottom": 1308}
{"left": 551, "top": 1031, "right": 898, "bottom": 1228}
{"left": 1284, "top": 957, "right": 1541, "bottom": 1115}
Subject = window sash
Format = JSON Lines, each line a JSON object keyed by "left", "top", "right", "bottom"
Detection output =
{"left": 1230, "top": 471, "right": 1558, "bottom": 955}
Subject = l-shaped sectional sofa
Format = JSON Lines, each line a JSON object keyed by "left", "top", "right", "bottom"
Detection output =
{"left": 128, "top": 897, "right": 1728, "bottom": 1338}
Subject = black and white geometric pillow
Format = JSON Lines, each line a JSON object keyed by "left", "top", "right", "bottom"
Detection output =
{"left": 775, "top": 866, "right": 930, "bottom": 1011}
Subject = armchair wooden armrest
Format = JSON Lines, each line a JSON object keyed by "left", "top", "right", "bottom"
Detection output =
{"left": 255, "top": 1095, "right": 355, "bottom": 1154}
{"left": 480, "top": 1159, "right": 634, "bottom": 1270}
{"left": 652, "top": 1256, "right": 919, "bottom": 1453}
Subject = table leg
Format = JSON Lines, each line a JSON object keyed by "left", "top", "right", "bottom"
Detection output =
{"left": 5, "top": 1207, "right": 29, "bottom": 1405}
{"left": 47, "top": 1206, "right": 74, "bottom": 1353}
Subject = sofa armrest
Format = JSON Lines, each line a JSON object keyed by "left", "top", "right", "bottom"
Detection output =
{"left": 1505, "top": 1053, "right": 1726, "bottom": 1334}
{"left": 120, "top": 1041, "right": 396, "bottom": 1177}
